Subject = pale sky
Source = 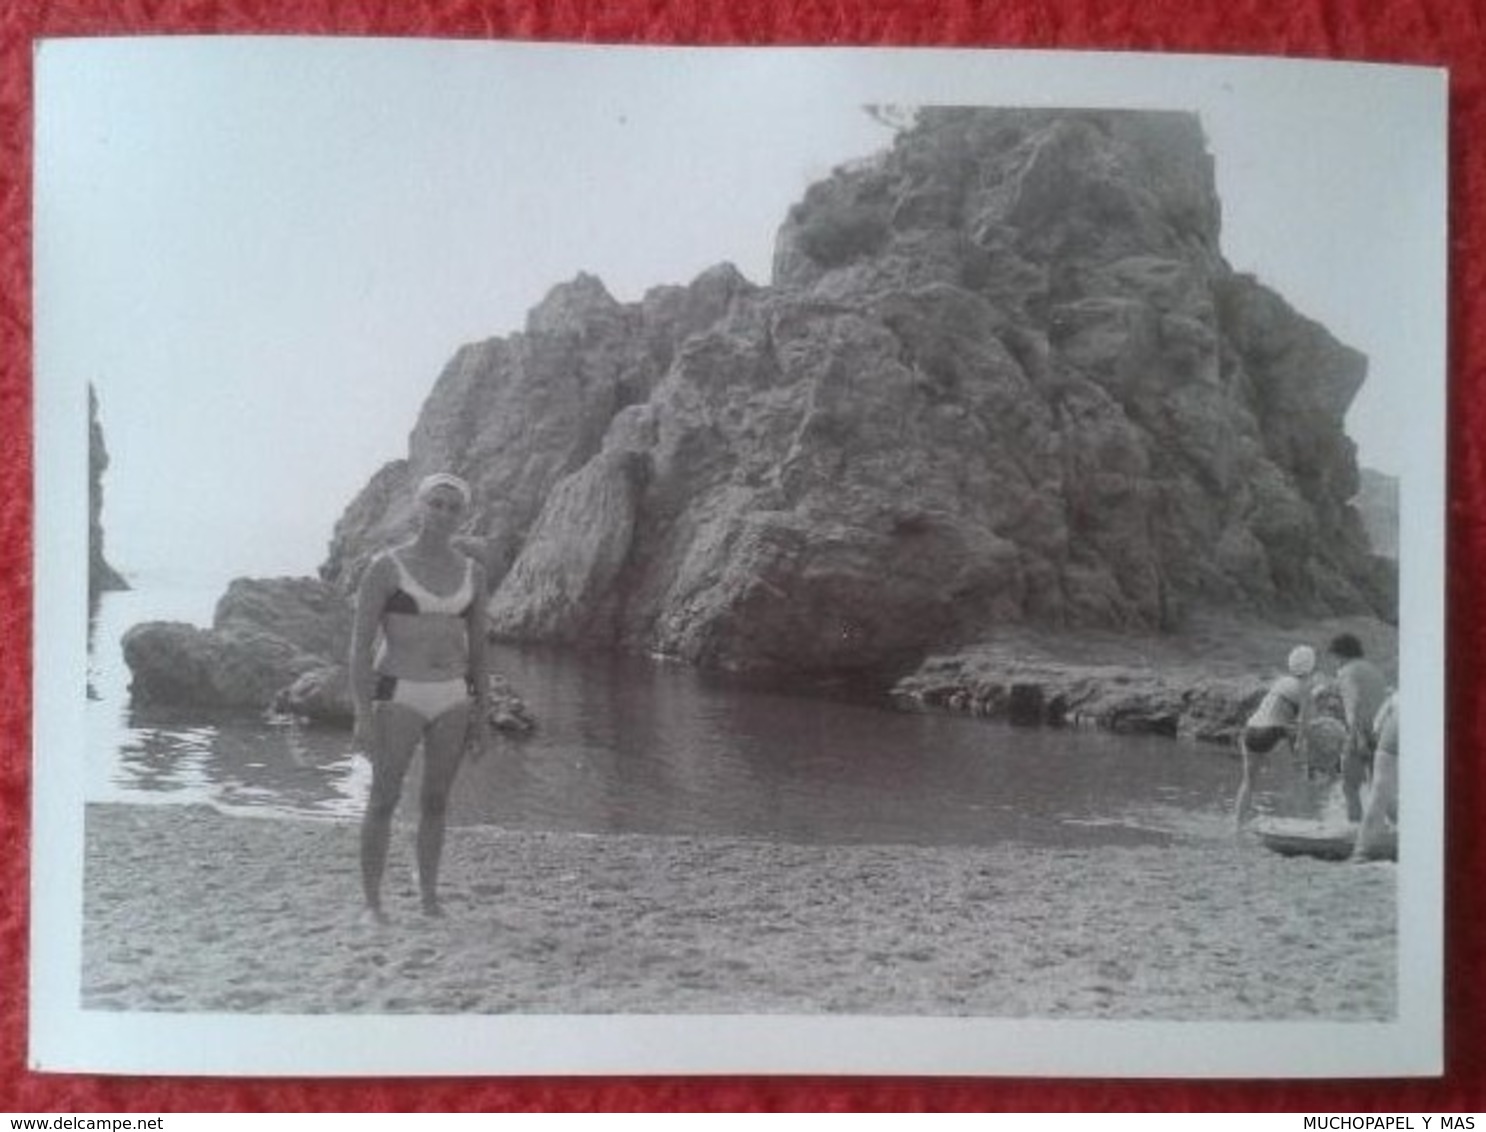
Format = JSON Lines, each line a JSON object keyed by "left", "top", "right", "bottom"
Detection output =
{"left": 34, "top": 40, "right": 1447, "bottom": 586}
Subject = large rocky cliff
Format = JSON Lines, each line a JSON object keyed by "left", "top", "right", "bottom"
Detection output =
{"left": 125, "top": 107, "right": 1395, "bottom": 724}
{"left": 322, "top": 108, "right": 1390, "bottom": 678}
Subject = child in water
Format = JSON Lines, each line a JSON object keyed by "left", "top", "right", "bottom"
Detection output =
{"left": 1233, "top": 644, "right": 1318, "bottom": 829}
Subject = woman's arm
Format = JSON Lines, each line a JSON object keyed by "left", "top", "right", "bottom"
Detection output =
{"left": 348, "top": 555, "right": 392, "bottom": 746}
{"left": 464, "top": 560, "right": 493, "bottom": 760}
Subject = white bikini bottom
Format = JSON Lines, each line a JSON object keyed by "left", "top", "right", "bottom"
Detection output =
{"left": 373, "top": 674, "right": 471, "bottom": 723}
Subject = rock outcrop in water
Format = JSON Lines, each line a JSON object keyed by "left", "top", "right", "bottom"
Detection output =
{"left": 89, "top": 386, "right": 127, "bottom": 598}
{"left": 124, "top": 578, "right": 349, "bottom": 711}
{"left": 124, "top": 575, "right": 536, "bottom": 732}
{"left": 125, "top": 107, "right": 1395, "bottom": 727}
{"left": 890, "top": 614, "right": 1396, "bottom": 744}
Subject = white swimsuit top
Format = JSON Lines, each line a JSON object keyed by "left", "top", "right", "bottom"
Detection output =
{"left": 384, "top": 552, "right": 474, "bottom": 617}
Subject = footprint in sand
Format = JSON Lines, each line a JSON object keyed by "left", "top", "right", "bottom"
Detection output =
{"left": 399, "top": 946, "right": 439, "bottom": 975}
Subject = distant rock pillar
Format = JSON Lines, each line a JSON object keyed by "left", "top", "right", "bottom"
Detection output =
{"left": 89, "top": 385, "right": 127, "bottom": 598}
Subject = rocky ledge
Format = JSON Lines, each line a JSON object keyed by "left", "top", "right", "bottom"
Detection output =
{"left": 890, "top": 613, "right": 1396, "bottom": 746}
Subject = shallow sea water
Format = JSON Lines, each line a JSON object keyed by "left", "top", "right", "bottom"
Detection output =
{"left": 85, "top": 587, "right": 1328, "bottom": 850}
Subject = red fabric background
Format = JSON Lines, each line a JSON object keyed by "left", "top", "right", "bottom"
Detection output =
{"left": 2, "top": 0, "right": 1481, "bottom": 1114}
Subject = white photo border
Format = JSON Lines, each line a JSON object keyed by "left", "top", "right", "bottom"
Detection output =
{"left": 31, "top": 40, "right": 1448, "bottom": 1077}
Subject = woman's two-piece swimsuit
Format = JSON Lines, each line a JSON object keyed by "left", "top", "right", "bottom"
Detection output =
{"left": 1243, "top": 675, "right": 1306, "bottom": 755}
{"left": 373, "top": 552, "right": 475, "bottom": 723}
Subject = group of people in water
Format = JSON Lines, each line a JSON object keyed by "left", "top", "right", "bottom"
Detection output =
{"left": 1235, "top": 633, "right": 1399, "bottom": 860}
{"left": 348, "top": 470, "right": 1399, "bottom": 922}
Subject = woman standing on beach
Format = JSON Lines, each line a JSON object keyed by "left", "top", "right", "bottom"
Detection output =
{"left": 350, "top": 472, "right": 492, "bottom": 922}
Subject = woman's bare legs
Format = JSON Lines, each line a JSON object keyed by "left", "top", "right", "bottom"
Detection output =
{"left": 1341, "top": 734, "right": 1370, "bottom": 824}
{"left": 416, "top": 702, "right": 472, "bottom": 917}
{"left": 1233, "top": 733, "right": 1260, "bottom": 830}
{"left": 360, "top": 703, "right": 425, "bottom": 923}
{"left": 1353, "top": 749, "right": 1398, "bottom": 860}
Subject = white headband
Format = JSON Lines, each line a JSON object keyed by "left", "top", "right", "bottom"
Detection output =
{"left": 416, "top": 473, "right": 471, "bottom": 507}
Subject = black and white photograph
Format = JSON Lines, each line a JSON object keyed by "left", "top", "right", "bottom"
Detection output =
{"left": 32, "top": 40, "right": 1445, "bottom": 1077}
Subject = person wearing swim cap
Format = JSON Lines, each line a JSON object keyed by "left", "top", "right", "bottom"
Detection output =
{"left": 1233, "top": 644, "right": 1318, "bottom": 829}
{"left": 416, "top": 472, "right": 471, "bottom": 507}
{"left": 349, "top": 471, "right": 492, "bottom": 923}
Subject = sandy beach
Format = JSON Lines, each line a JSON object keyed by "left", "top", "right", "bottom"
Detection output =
{"left": 81, "top": 802, "right": 1396, "bottom": 1019}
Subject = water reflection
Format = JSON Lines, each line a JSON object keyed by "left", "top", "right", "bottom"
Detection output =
{"left": 110, "top": 710, "right": 366, "bottom": 820}
{"left": 445, "top": 645, "right": 1243, "bottom": 848}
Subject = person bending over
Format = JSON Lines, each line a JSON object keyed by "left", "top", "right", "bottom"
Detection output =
{"left": 350, "top": 472, "right": 492, "bottom": 922}
{"left": 1233, "top": 645, "right": 1317, "bottom": 829}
